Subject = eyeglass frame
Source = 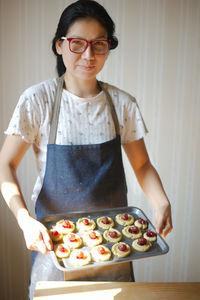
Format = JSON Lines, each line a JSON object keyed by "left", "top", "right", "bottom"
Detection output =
{"left": 60, "top": 37, "right": 111, "bottom": 55}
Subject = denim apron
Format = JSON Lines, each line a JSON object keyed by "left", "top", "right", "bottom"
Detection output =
{"left": 29, "top": 75, "right": 134, "bottom": 299}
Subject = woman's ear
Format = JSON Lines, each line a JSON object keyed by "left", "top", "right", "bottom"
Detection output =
{"left": 55, "top": 39, "right": 63, "bottom": 55}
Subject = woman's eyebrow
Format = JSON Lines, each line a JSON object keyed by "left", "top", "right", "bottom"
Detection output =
{"left": 68, "top": 35, "right": 107, "bottom": 39}
{"left": 95, "top": 35, "right": 107, "bottom": 39}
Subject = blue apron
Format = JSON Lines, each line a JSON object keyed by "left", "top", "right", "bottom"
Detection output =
{"left": 29, "top": 76, "right": 134, "bottom": 299}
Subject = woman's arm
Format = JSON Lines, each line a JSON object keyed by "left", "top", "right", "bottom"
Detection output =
{"left": 123, "top": 138, "right": 172, "bottom": 237}
{"left": 0, "top": 135, "right": 52, "bottom": 253}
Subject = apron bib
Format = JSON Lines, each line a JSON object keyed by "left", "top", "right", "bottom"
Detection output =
{"left": 29, "top": 76, "right": 134, "bottom": 299}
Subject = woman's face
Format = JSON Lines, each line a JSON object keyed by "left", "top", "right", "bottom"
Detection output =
{"left": 56, "top": 18, "right": 109, "bottom": 81}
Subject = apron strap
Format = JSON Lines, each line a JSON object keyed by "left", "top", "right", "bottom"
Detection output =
{"left": 48, "top": 75, "right": 64, "bottom": 144}
{"left": 98, "top": 82, "right": 120, "bottom": 136}
{"left": 48, "top": 75, "right": 120, "bottom": 144}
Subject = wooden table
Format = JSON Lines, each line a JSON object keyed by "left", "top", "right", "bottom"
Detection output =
{"left": 34, "top": 281, "right": 200, "bottom": 300}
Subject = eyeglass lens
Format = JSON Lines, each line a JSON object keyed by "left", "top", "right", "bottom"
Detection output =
{"left": 69, "top": 39, "right": 109, "bottom": 54}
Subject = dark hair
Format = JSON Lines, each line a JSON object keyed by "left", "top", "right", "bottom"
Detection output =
{"left": 52, "top": 0, "right": 118, "bottom": 76}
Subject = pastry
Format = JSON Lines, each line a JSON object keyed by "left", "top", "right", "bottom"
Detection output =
{"left": 83, "top": 230, "right": 103, "bottom": 247}
{"left": 134, "top": 218, "right": 148, "bottom": 229}
{"left": 115, "top": 213, "right": 134, "bottom": 226}
{"left": 70, "top": 249, "right": 91, "bottom": 267}
{"left": 49, "top": 229, "right": 63, "bottom": 242}
{"left": 56, "top": 219, "right": 75, "bottom": 234}
{"left": 132, "top": 237, "right": 151, "bottom": 252}
{"left": 91, "top": 245, "right": 111, "bottom": 262}
{"left": 112, "top": 242, "right": 131, "bottom": 258}
{"left": 103, "top": 228, "right": 122, "bottom": 243}
{"left": 76, "top": 218, "right": 96, "bottom": 232}
{"left": 143, "top": 230, "right": 157, "bottom": 242}
{"left": 97, "top": 216, "right": 114, "bottom": 229}
{"left": 63, "top": 233, "right": 82, "bottom": 249}
{"left": 54, "top": 243, "right": 70, "bottom": 258}
{"left": 122, "top": 225, "right": 142, "bottom": 239}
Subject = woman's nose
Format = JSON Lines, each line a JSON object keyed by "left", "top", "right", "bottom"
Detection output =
{"left": 81, "top": 44, "right": 95, "bottom": 59}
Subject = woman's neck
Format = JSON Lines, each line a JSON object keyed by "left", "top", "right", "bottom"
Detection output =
{"left": 64, "top": 72, "right": 101, "bottom": 98}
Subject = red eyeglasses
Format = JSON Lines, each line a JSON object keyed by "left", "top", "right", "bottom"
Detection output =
{"left": 60, "top": 37, "right": 110, "bottom": 55}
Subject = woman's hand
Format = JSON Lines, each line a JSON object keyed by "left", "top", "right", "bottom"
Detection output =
{"left": 0, "top": 136, "right": 53, "bottom": 253}
{"left": 155, "top": 202, "right": 173, "bottom": 238}
{"left": 20, "top": 215, "right": 53, "bottom": 254}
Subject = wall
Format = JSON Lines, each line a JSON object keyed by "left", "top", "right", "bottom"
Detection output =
{"left": 0, "top": 0, "right": 200, "bottom": 299}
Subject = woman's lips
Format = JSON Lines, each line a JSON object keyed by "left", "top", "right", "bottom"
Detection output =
{"left": 78, "top": 65, "right": 95, "bottom": 71}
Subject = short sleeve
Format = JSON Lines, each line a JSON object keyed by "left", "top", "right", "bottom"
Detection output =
{"left": 5, "top": 92, "right": 41, "bottom": 144}
{"left": 120, "top": 96, "right": 148, "bottom": 143}
{"left": 103, "top": 83, "right": 148, "bottom": 144}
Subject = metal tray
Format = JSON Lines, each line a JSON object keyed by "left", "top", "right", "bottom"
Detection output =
{"left": 40, "top": 206, "right": 169, "bottom": 272}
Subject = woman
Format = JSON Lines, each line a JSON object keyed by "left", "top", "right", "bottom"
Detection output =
{"left": 0, "top": 0, "right": 172, "bottom": 299}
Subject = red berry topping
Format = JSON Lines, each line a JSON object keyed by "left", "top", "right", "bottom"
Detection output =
{"left": 146, "top": 230, "right": 156, "bottom": 237}
{"left": 68, "top": 234, "right": 77, "bottom": 242}
{"left": 137, "top": 238, "right": 147, "bottom": 246}
{"left": 62, "top": 220, "right": 71, "bottom": 228}
{"left": 108, "top": 231, "right": 118, "bottom": 238}
{"left": 76, "top": 251, "right": 84, "bottom": 259}
{"left": 128, "top": 226, "right": 139, "bottom": 234}
{"left": 121, "top": 213, "right": 128, "bottom": 220}
{"left": 118, "top": 243, "right": 127, "bottom": 251}
{"left": 58, "top": 244, "right": 67, "bottom": 252}
{"left": 98, "top": 246, "right": 105, "bottom": 255}
{"left": 102, "top": 217, "right": 110, "bottom": 224}
{"left": 138, "top": 218, "right": 147, "bottom": 225}
{"left": 53, "top": 230, "right": 59, "bottom": 236}
{"left": 83, "top": 218, "right": 89, "bottom": 225}
{"left": 89, "top": 231, "right": 97, "bottom": 239}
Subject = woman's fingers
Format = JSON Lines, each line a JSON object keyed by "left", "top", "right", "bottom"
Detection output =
{"left": 33, "top": 239, "right": 49, "bottom": 254}
{"left": 161, "top": 217, "right": 173, "bottom": 238}
{"left": 25, "top": 230, "right": 48, "bottom": 254}
{"left": 21, "top": 216, "right": 52, "bottom": 254}
{"left": 155, "top": 204, "right": 173, "bottom": 238}
{"left": 41, "top": 226, "right": 53, "bottom": 251}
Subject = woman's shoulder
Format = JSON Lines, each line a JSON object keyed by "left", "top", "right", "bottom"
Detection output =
{"left": 21, "top": 78, "right": 57, "bottom": 100}
{"left": 101, "top": 82, "right": 137, "bottom": 105}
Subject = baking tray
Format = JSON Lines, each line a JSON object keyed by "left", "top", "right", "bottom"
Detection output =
{"left": 40, "top": 206, "right": 169, "bottom": 272}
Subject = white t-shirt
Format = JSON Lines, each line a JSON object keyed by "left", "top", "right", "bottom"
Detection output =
{"left": 5, "top": 78, "right": 148, "bottom": 203}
